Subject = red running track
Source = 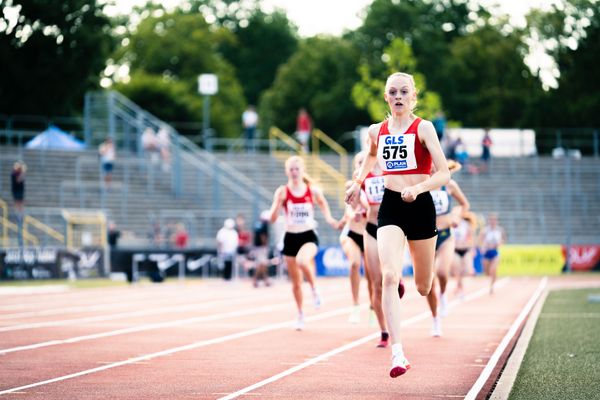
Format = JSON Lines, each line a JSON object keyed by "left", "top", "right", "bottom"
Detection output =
{"left": 0, "top": 275, "right": 597, "bottom": 399}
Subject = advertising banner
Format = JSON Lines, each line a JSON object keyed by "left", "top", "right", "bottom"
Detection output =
{"left": 498, "top": 245, "right": 564, "bottom": 276}
{"left": 0, "top": 247, "right": 105, "bottom": 280}
{"left": 562, "top": 245, "right": 600, "bottom": 271}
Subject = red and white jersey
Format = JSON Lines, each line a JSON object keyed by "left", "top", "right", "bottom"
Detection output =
{"left": 362, "top": 171, "right": 385, "bottom": 205}
{"left": 376, "top": 118, "right": 432, "bottom": 175}
{"left": 284, "top": 185, "right": 316, "bottom": 229}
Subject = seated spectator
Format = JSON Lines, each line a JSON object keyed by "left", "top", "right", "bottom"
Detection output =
{"left": 251, "top": 210, "right": 272, "bottom": 287}
{"left": 98, "top": 137, "right": 116, "bottom": 188}
{"left": 142, "top": 127, "right": 159, "bottom": 164}
{"left": 172, "top": 223, "right": 189, "bottom": 249}
{"left": 156, "top": 125, "right": 171, "bottom": 172}
{"left": 216, "top": 218, "right": 239, "bottom": 280}
{"left": 11, "top": 161, "right": 26, "bottom": 214}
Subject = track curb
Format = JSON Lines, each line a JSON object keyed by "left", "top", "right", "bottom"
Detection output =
{"left": 489, "top": 287, "right": 549, "bottom": 399}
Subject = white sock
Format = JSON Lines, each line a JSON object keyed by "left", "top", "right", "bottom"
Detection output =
{"left": 392, "top": 343, "right": 404, "bottom": 356}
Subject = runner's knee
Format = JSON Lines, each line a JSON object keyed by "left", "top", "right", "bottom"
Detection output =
{"left": 416, "top": 280, "right": 432, "bottom": 296}
{"left": 382, "top": 269, "right": 400, "bottom": 287}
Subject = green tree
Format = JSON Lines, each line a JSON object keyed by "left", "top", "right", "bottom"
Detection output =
{"left": 0, "top": 0, "right": 114, "bottom": 115}
{"left": 260, "top": 36, "right": 369, "bottom": 143}
{"left": 352, "top": 38, "right": 441, "bottom": 122}
{"left": 219, "top": 9, "right": 298, "bottom": 105}
{"left": 109, "top": 8, "right": 245, "bottom": 138}
{"left": 444, "top": 25, "right": 543, "bottom": 127}
{"left": 349, "top": 0, "right": 479, "bottom": 102}
{"left": 525, "top": 0, "right": 600, "bottom": 127}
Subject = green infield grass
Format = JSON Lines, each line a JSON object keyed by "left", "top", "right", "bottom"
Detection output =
{"left": 509, "top": 288, "right": 600, "bottom": 400}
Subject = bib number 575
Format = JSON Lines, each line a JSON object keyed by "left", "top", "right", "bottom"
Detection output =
{"left": 382, "top": 145, "right": 407, "bottom": 160}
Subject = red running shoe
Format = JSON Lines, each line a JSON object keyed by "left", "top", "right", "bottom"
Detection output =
{"left": 389, "top": 354, "right": 411, "bottom": 378}
{"left": 398, "top": 280, "right": 405, "bottom": 299}
{"left": 377, "top": 332, "right": 389, "bottom": 348}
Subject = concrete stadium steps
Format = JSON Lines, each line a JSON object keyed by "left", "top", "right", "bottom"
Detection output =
{"left": 448, "top": 157, "right": 600, "bottom": 244}
{"left": 0, "top": 147, "right": 260, "bottom": 247}
{"left": 2, "top": 145, "right": 598, "bottom": 246}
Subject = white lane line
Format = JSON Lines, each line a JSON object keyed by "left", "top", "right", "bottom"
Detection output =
{"left": 217, "top": 279, "right": 511, "bottom": 400}
{"left": 0, "top": 286, "right": 69, "bottom": 296}
{"left": 0, "top": 286, "right": 347, "bottom": 332}
{"left": 0, "top": 306, "right": 356, "bottom": 396}
{"left": 464, "top": 277, "right": 548, "bottom": 400}
{"left": 0, "top": 281, "right": 252, "bottom": 312}
{"left": 0, "top": 285, "right": 299, "bottom": 320}
{"left": 0, "top": 292, "right": 349, "bottom": 355}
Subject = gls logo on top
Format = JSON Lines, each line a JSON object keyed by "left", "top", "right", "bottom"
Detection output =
{"left": 384, "top": 136, "right": 404, "bottom": 145}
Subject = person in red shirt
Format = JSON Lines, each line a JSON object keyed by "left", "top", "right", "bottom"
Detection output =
{"left": 346, "top": 72, "right": 450, "bottom": 378}
{"left": 235, "top": 214, "right": 252, "bottom": 254}
{"left": 295, "top": 108, "right": 312, "bottom": 152}
{"left": 172, "top": 223, "right": 189, "bottom": 249}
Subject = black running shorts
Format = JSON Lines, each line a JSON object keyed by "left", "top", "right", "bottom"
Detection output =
{"left": 378, "top": 188, "right": 437, "bottom": 240}
{"left": 282, "top": 230, "right": 319, "bottom": 257}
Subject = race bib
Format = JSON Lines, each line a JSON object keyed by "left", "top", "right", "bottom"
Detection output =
{"left": 286, "top": 202, "right": 314, "bottom": 225}
{"left": 378, "top": 134, "right": 417, "bottom": 172}
{"left": 364, "top": 176, "right": 385, "bottom": 204}
{"left": 431, "top": 189, "right": 450, "bottom": 215}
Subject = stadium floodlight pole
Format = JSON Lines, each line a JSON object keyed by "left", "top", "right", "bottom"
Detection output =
{"left": 198, "top": 74, "right": 219, "bottom": 149}
{"left": 203, "top": 96, "right": 210, "bottom": 148}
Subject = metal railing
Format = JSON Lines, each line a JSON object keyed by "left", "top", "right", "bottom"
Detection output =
{"left": 269, "top": 127, "right": 347, "bottom": 206}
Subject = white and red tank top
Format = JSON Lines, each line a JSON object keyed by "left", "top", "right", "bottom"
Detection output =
{"left": 362, "top": 171, "right": 385, "bottom": 205}
{"left": 376, "top": 118, "right": 432, "bottom": 175}
{"left": 431, "top": 185, "right": 451, "bottom": 216}
{"left": 284, "top": 185, "right": 315, "bottom": 228}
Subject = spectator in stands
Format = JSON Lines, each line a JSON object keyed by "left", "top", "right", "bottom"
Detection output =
{"left": 268, "top": 155, "right": 339, "bottom": 330}
{"left": 216, "top": 218, "right": 239, "bottom": 280}
{"left": 156, "top": 125, "right": 171, "bottom": 172}
{"left": 242, "top": 105, "right": 259, "bottom": 151}
{"left": 149, "top": 220, "right": 164, "bottom": 247}
{"left": 454, "top": 137, "right": 468, "bottom": 166}
{"left": 481, "top": 129, "right": 493, "bottom": 173}
{"left": 98, "top": 137, "right": 116, "bottom": 188}
{"left": 432, "top": 111, "right": 446, "bottom": 142}
{"left": 295, "top": 108, "right": 312, "bottom": 152}
{"left": 142, "top": 126, "right": 159, "bottom": 164}
{"left": 10, "top": 161, "right": 26, "bottom": 214}
{"left": 235, "top": 213, "right": 252, "bottom": 256}
{"left": 172, "top": 223, "right": 189, "bottom": 249}
{"left": 478, "top": 213, "right": 506, "bottom": 294}
{"left": 107, "top": 220, "right": 121, "bottom": 249}
{"left": 251, "top": 210, "right": 273, "bottom": 287}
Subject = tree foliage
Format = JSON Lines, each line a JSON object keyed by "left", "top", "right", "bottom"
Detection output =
{"left": 259, "top": 36, "right": 369, "bottom": 142}
{"left": 444, "top": 25, "right": 543, "bottom": 127}
{"left": 109, "top": 8, "right": 245, "bottom": 138}
{"left": 0, "top": 0, "right": 114, "bottom": 115}
{"left": 352, "top": 38, "right": 441, "bottom": 122}
{"left": 218, "top": 9, "right": 298, "bottom": 106}
{"left": 527, "top": 0, "right": 600, "bottom": 127}
{"left": 349, "top": 0, "right": 479, "bottom": 99}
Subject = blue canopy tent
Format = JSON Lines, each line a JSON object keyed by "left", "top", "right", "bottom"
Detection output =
{"left": 25, "top": 125, "right": 86, "bottom": 150}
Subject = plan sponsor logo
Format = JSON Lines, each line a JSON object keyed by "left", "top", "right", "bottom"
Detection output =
{"left": 386, "top": 160, "right": 407, "bottom": 170}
